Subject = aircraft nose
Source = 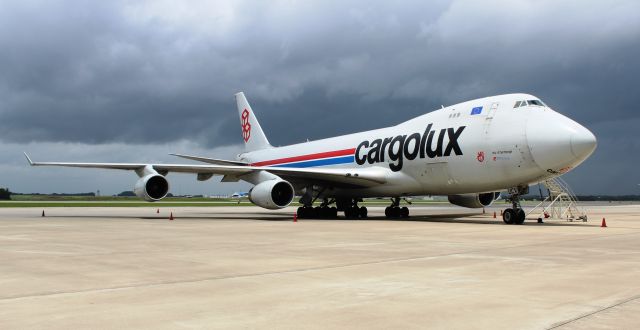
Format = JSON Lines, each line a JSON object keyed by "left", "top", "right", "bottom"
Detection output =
{"left": 570, "top": 126, "right": 597, "bottom": 160}
{"left": 526, "top": 115, "right": 597, "bottom": 171}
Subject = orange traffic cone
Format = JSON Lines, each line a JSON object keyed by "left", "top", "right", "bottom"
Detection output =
{"left": 42, "top": 210, "right": 45, "bottom": 217}
{"left": 169, "top": 212, "right": 174, "bottom": 221}
{"left": 293, "top": 212, "right": 298, "bottom": 222}
{"left": 493, "top": 211, "right": 496, "bottom": 219}
{"left": 601, "top": 218, "right": 607, "bottom": 227}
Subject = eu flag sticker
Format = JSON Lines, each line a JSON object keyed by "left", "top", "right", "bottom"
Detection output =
{"left": 470, "top": 106, "right": 483, "bottom": 115}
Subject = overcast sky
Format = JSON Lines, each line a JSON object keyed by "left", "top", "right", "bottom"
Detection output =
{"left": 1, "top": 0, "right": 639, "bottom": 196}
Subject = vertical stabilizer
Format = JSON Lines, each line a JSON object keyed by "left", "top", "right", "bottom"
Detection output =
{"left": 235, "top": 92, "right": 272, "bottom": 152}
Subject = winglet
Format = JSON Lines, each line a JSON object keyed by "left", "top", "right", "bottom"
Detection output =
{"left": 23, "top": 152, "right": 34, "bottom": 166}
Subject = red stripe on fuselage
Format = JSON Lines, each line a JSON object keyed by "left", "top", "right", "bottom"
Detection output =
{"left": 251, "top": 148, "right": 356, "bottom": 166}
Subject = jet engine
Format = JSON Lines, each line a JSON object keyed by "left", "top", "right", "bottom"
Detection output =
{"left": 134, "top": 174, "right": 169, "bottom": 202}
{"left": 448, "top": 192, "right": 500, "bottom": 208}
{"left": 248, "top": 179, "right": 295, "bottom": 209}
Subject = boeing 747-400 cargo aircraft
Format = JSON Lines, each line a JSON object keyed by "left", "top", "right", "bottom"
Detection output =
{"left": 25, "top": 92, "right": 596, "bottom": 224}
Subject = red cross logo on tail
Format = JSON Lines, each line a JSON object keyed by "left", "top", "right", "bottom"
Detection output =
{"left": 241, "top": 109, "right": 251, "bottom": 142}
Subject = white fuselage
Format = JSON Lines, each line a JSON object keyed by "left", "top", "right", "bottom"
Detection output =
{"left": 239, "top": 93, "right": 596, "bottom": 198}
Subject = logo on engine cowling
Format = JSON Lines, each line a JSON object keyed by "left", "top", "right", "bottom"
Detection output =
{"left": 241, "top": 109, "right": 251, "bottom": 142}
{"left": 355, "top": 124, "right": 466, "bottom": 172}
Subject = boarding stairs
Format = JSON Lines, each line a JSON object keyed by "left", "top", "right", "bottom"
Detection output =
{"left": 526, "top": 177, "right": 588, "bottom": 222}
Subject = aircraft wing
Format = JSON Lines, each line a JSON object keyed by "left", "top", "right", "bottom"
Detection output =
{"left": 24, "top": 153, "right": 387, "bottom": 187}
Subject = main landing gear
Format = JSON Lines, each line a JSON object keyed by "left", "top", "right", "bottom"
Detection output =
{"left": 502, "top": 185, "right": 528, "bottom": 225}
{"left": 296, "top": 187, "right": 339, "bottom": 219}
{"left": 339, "top": 198, "right": 368, "bottom": 219}
{"left": 385, "top": 197, "right": 410, "bottom": 219}
{"left": 297, "top": 205, "right": 338, "bottom": 219}
{"left": 297, "top": 198, "right": 338, "bottom": 219}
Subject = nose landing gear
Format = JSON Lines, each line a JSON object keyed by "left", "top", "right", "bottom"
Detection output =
{"left": 502, "top": 208, "right": 525, "bottom": 225}
{"left": 502, "top": 185, "right": 528, "bottom": 225}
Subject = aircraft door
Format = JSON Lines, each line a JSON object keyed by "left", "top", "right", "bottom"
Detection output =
{"left": 483, "top": 102, "right": 499, "bottom": 134}
{"left": 487, "top": 102, "right": 499, "bottom": 119}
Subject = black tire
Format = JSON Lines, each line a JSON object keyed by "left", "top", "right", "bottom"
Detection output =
{"left": 359, "top": 206, "right": 368, "bottom": 219}
{"left": 515, "top": 209, "right": 526, "bottom": 225}
{"left": 400, "top": 207, "right": 409, "bottom": 218}
{"left": 345, "top": 207, "right": 357, "bottom": 219}
{"left": 384, "top": 207, "right": 391, "bottom": 218}
{"left": 331, "top": 207, "right": 338, "bottom": 218}
{"left": 297, "top": 207, "right": 304, "bottom": 219}
{"left": 391, "top": 207, "right": 401, "bottom": 218}
{"left": 318, "top": 207, "right": 327, "bottom": 218}
{"left": 502, "top": 208, "right": 515, "bottom": 224}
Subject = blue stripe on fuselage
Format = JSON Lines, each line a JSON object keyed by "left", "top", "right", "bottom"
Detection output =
{"left": 271, "top": 155, "right": 355, "bottom": 168}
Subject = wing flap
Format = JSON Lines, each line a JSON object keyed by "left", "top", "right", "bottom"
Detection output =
{"left": 169, "top": 153, "right": 249, "bottom": 166}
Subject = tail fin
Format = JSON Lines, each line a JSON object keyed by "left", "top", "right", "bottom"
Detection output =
{"left": 235, "top": 92, "right": 272, "bottom": 152}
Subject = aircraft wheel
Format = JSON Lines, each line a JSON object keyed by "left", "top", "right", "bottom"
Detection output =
{"left": 325, "top": 207, "right": 335, "bottom": 218}
{"left": 344, "top": 207, "right": 357, "bottom": 219}
{"left": 327, "top": 207, "right": 336, "bottom": 218}
{"left": 359, "top": 206, "right": 368, "bottom": 219}
{"left": 297, "top": 207, "right": 305, "bottom": 219}
{"left": 400, "top": 207, "right": 409, "bottom": 218}
{"left": 502, "top": 208, "right": 515, "bottom": 224}
{"left": 385, "top": 206, "right": 403, "bottom": 219}
{"left": 515, "top": 209, "right": 526, "bottom": 225}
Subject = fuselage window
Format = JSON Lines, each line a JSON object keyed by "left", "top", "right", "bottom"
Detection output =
{"left": 514, "top": 101, "right": 522, "bottom": 108}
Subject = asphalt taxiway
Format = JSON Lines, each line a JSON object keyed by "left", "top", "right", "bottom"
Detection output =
{"left": 1, "top": 204, "right": 639, "bottom": 329}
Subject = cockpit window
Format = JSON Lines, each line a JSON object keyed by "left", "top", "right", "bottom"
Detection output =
{"left": 514, "top": 99, "right": 546, "bottom": 108}
{"left": 527, "top": 100, "right": 545, "bottom": 106}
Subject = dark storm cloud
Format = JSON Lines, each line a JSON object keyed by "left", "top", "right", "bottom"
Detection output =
{"left": 1, "top": 0, "right": 639, "bottom": 194}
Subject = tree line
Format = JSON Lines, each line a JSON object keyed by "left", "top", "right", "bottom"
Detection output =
{"left": 0, "top": 188, "right": 11, "bottom": 200}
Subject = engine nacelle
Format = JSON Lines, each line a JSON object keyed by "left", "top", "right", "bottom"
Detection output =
{"left": 134, "top": 174, "right": 169, "bottom": 202}
{"left": 448, "top": 192, "right": 499, "bottom": 208}
{"left": 248, "top": 180, "right": 295, "bottom": 209}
